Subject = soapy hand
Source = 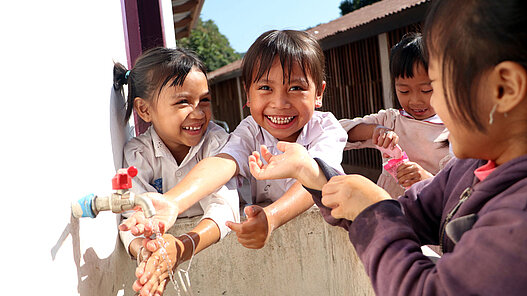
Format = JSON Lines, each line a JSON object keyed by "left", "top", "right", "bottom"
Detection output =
{"left": 119, "top": 192, "right": 179, "bottom": 239}
{"left": 321, "top": 174, "right": 391, "bottom": 221}
{"left": 373, "top": 126, "right": 399, "bottom": 156}
{"left": 226, "top": 205, "right": 270, "bottom": 249}
{"left": 396, "top": 161, "right": 434, "bottom": 188}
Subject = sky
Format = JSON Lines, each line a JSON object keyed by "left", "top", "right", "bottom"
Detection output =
{"left": 200, "top": 0, "right": 344, "bottom": 53}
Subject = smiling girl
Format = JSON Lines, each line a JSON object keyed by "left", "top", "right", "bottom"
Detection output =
{"left": 340, "top": 32, "right": 451, "bottom": 198}
{"left": 114, "top": 47, "right": 240, "bottom": 295}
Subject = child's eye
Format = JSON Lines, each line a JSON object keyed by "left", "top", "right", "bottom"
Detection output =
{"left": 200, "top": 97, "right": 211, "bottom": 103}
{"left": 175, "top": 99, "right": 189, "bottom": 105}
{"left": 289, "top": 86, "right": 304, "bottom": 91}
{"left": 258, "top": 85, "right": 271, "bottom": 91}
{"left": 422, "top": 89, "right": 433, "bottom": 94}
{"left": 397, "top": 90, "right": 409, "bottom": 94}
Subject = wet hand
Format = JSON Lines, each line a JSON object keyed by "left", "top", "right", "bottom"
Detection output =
{"left": 134, "top": 234, "right": 179, "bottom": 296}
{"left": 226, "top": 205, "right": 270, "bottom": 249}
{"left": 396, "top": 161, "right": 433, "bottom": 188}
{"left": 321, "top": 175, "right": 391, "bottom": 221}
{"left": 119, "top": 192, "right": 179, "bottom": 238}
{"left": 249, "top": 142, "right": 320, "bottom": 187}
{"left": 373, "top": 126, "right": 399, "bottom": 151}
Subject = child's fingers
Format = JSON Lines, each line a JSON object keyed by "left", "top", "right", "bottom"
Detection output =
{"left": 133, "top": 279, "right": 144, "bottom": 292}
{"left": 119, "top": 215, "right": 136, "bottom": 231}
{"left": 226, "top": 221, "right": 243, "bottom": 234}
{"left": 153, "top": 278, "right": 168, "bottom": 296}
{"left": 320, "top": 194, "right": 339, "bottom": 209}
{"left": 260, "top": 145, "right": 274, "bottom": 163}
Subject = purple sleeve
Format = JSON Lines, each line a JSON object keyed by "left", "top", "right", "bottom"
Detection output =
{"left": 304, "top": 158, "right": 352, "bottom": 230}
{"left": 349, "top": 160, "right": 527, "bottom": 295}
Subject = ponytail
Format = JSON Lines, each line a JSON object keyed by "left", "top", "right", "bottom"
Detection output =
{"left": 113, "top": 62, "right": 134, "bottom": 122}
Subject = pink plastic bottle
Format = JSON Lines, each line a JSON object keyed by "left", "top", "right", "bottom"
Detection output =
{"left": 377, "top": 145, "right": 409, "bottom": 188}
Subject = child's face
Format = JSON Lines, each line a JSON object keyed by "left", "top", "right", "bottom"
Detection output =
{"left": 246, "top": 58, "right": 323, "bottom": 142}
{"left": 147, "top": 68, "right": 212, "bottom": 156}
{"left": 395, "top": 63, "right": 435, "bottom": 120}
{"left": 428, "top": 58, "right": 487, "bottom": 159}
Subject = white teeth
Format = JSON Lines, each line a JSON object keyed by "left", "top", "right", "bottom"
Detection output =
{"left": 183, "top": 126, "right": 201, "bottom": 131}
{"left": 267, "top": 116, "right": 294, "bottom": 124}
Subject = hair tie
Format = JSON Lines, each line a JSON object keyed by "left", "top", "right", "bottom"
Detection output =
{"left": 124, "top": 70, "right": 131, "bottom": 80}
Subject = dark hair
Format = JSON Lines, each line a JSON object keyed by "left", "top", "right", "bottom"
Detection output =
{"left": 113, "top": 47, "right": 207, "bottom": 122}
{"left": 390, "top": 32, "right": 427, "bottom": 104}
{"left": 390, "top": 32, "right": 426, "bottom": 80}
{"left": 241, "top": 30, "right": 326, "bottom": 93}
{"left": 423, "top": 0, "right": 527, "bottom": 131}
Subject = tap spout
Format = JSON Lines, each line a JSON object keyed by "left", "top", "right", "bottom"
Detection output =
{"left": 133, "top": 194, "right": 156, "bottom": 218}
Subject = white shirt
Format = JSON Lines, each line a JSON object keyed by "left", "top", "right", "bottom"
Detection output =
{"left": 340, "top": 108, "right": 450, "bottom": 198}
{"left": 221, "top": 111, "right": 347, "bottom": 205}
{"left": 120, "top": 122, "right": 240, "bottom": 253}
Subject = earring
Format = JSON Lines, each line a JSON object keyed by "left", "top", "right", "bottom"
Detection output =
{"left": 315, "top": 100, "right": 322, "bottom": 108}
{"left": 488, "top": 104, "right": 498, "bottom": 125}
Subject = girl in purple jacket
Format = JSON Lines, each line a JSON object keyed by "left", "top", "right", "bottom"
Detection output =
{"left": 248, "top": 0, "right": 527, "bottom": 295}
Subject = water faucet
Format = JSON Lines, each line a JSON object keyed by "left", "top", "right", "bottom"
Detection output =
{"left": 71, "top": 166, "right": 156, "bottom": 219}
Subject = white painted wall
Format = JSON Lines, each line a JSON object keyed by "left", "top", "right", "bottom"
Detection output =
{"left": 1, "top": 1, "right": 130, "bottom": 294}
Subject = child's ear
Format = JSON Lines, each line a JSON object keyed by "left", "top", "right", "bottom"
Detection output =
{"left": 315, "top": 81, "right": 326, "bottom": 108}
{"left": 244, "top": 83, "right": 251, "bottom": 107}
{"left": 492, "top": 61, "right": 527, "bottom": 113}
{"left": 133, "top": 97, "right": 152, "bottom": 122}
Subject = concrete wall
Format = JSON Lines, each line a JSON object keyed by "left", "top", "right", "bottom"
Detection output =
{"left": 118, "top": 206, "right": 375, "bottom": 296}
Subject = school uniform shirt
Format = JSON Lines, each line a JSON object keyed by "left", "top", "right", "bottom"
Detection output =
{"left": 308, "top": 155, "right": 527, "bottom": 295}
{"left": 221, "top": 111, "right": 347, "bottom": 205}
{"left": 340, "top": 108, "right": 451, "bottom": 198}
{"left": 119, "top": 123, "right": 240, "bottom": 254}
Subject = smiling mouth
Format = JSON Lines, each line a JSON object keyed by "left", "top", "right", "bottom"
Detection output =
{"left": 182, "top": 125, "right": 202, "bottom": 131}
{"left": 411, "top": 108, "right": 428, "bottom": 113}
{"left": 266, "top": 115, "right": 295, "bottom": 125}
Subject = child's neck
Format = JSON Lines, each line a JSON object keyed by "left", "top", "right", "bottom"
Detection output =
{"left": 169, "top": 146, "right": 190, "bottom": 165}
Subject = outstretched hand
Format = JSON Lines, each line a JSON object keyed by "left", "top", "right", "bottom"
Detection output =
{"left": 226, "top": 205, "right": 271, "bottom": 249}
{"left": 119, "top": 192, "right": 179, "bottom": 239}
{"left": 249, "top": 142, "right": 324, "bottom": 189}
{"left": 321, "top": 175, "right": 391, "bottom": 221}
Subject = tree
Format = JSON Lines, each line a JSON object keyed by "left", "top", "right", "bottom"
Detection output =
{"left": 178, "top": 18, "right": 241, "bottom": 72}
{"left": 339, "top": 0, "right": 381, "bottom": 15}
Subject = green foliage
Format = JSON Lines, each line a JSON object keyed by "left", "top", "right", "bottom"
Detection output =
{"left": 178, "top": 18, "right": 241, "bottom": 72}
{"left": 339, "top": 0, "right": 381, "bottom": 15}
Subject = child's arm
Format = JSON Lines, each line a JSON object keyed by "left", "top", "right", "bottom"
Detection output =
{"left": 119, "top": 154, "right": 239, "bottom": 237}
{"left": 348, "top": 123, "right": 399, "bottom": 149}
{"left": 134, "top": 219, "right": 221, "bottom": 295}
{"left": 163, "top": 153, "right": 239, "bottom": 212}
{"left": 248, "top": 143, "right": 391, "bottom": 221}
{"left": 226, "top": 181, "right": 314, "bottom": 249}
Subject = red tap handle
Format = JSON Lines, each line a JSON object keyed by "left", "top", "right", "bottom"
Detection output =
{"left": 112, "top": 166, "right": 137, "bottom": 190}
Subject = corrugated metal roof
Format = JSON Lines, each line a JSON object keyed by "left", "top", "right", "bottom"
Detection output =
{"left": 208, "top": 0, "right": 428, "bottom": 81}
{"left": 306, "top": 0, "right": 427, "bottom": 40}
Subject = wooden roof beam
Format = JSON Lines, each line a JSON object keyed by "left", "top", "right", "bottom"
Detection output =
{"left": 173, "top": 0, "right": 198, "bottom": 12}
{"left": 175, "top": 15, "right": 192, "bottom": 27}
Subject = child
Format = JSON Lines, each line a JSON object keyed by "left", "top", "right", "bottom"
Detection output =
{"left": 340, "top": 32, "right": 451, "bottom": 198}
{"left": 113, "top": 47, "right": 240, "bottom": 295}
{"left": 248, "top": 0, "right": 527, "bottom": 294}
{"left": 122, "top": 30, "right": 347, "bottom": 295}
